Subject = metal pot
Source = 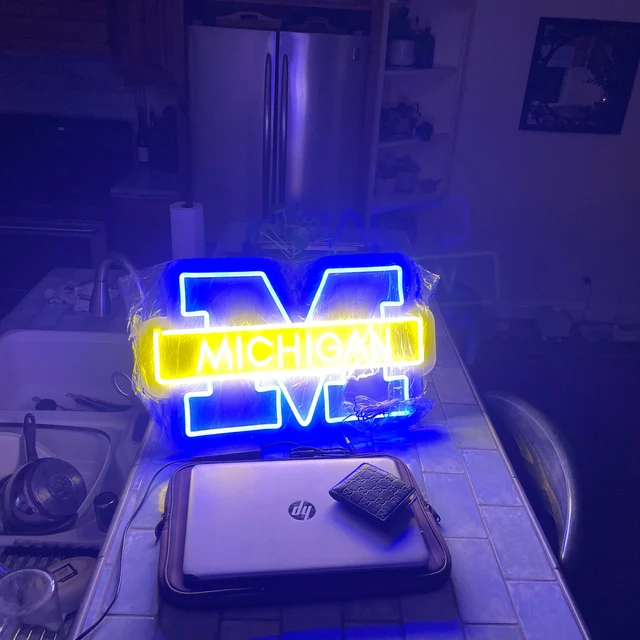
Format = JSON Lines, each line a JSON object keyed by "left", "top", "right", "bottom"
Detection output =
{"left": 0, "top": 414, "right": 87, "bottom": 534}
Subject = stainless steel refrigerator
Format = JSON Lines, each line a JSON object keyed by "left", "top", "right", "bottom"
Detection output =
{"left": 189, "top": 25, "right": 369, "bottom": 238}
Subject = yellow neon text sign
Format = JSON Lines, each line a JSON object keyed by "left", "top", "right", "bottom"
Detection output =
{"left": 137, "top": 316, "right": 424, "bottom": 393}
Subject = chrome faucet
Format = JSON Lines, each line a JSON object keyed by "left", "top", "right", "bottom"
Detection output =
{"left": 90, "top": 252, "right": 144, "bottom": 317}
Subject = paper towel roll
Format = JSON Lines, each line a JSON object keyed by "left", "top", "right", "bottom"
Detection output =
{"left": 170, "top": 201, "right": 206, "bottom": 259}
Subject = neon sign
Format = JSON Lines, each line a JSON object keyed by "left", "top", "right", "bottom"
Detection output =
{"left": 132, "top": 255, "right": 437, "bottom": 438}
{"left": 140, "top": 316, "right": 423, "bottom": 387}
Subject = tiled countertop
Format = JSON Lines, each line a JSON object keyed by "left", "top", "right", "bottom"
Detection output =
{"left": 0, "top": 270, "right": 589, "bottom": 640}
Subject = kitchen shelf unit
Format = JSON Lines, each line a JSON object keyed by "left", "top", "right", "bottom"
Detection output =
{"left": 377, "top": 131, "right": 449, "bottom": 149}
{"left": 363, "top": 0, "right": 474, "bottom": 225}
{"left": 372, "top": 189, "right": 444, "bottom": 216}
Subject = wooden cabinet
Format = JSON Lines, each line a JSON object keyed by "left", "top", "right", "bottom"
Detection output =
{"left": 219, "top": 0, "right": 372, "bottom": 9}
{"left": 111, "top": 194, "right": 174, "bottom": 267}
{"left": 110, "top": 166, "right": 180, "bottom": 267}
{"left": 0, "top": 0, "right": 186, "bottom": 87}
{"left": 0, "top": 0, "right": 113, "bottom": 54}
{"left": 115, "top": 0, "right": 185, "bottom": 86}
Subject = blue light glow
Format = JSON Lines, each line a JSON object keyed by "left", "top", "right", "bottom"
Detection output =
{"left": 143, "top": 254, "right": 433, "bottom": 438}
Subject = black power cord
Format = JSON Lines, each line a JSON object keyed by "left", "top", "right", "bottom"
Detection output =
{"left": 75, "top": 420, "right": 405, "bottom": 638}
{"left": 73, "top": 441, "right": 354, "bottom": 638}
{"left": 261, "top": 438, "right": 355, "bottom": 459}
{"left": 75, "top": 460, "right": 180, "bottom": 640}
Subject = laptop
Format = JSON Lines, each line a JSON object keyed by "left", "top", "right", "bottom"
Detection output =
{"left": 183, "top": 457, "right": 429, "bottom": 580}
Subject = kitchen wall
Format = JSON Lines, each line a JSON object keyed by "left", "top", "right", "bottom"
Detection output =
{"left": 0, "top": 51, "right": 136, "bottom": 122}
{"left": 450, "top": 0, "right": 640, "bottom": 319}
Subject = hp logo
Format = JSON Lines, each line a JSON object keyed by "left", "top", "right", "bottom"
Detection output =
{"left": 288, "top": 500, "right": 316, "bottom": 521}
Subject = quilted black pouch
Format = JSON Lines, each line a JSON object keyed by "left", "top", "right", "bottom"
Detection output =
{"left": 329, "top": 462, "right": 417, "bottom": 526}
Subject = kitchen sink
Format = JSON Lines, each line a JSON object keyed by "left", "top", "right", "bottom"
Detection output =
{"left": 0, "top": 424, "right": 114, "bottom": 546}
{"left": 0, "top": 329, "right": 145, "bottom": 475}
{"left": 0, "top": 330, "right": 149, "bottom": 546}
{"left": 0, "top": 330, "right": 134, "bottom": 413}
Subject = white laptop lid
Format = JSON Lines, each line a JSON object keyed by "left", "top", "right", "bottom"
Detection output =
{"left": 183, "top": 457, "right": 428, "bottom": 580}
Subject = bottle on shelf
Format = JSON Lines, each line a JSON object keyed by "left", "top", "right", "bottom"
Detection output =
{"left": 136, "top": 107, "right": 150, "bottom": 165}
{"left": 414, "top": 17, "right": 435, "bottom": 69}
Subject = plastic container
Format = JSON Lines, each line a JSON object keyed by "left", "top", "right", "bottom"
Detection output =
{"left": 0, "top": 569, "right": 63, "bottom": 632}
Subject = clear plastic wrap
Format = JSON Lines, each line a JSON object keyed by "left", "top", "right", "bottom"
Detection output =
{"left": 122, "top": 253, "right": 439, "bottom": 441}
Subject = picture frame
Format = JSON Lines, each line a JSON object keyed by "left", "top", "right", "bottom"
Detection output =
{"left": 519, "top": 17, "right": 640, "bottom": 134}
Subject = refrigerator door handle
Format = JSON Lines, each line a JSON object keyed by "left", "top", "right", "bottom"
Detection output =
{"left": 262, "top": 53, "right": 273, "bottom": 216}
{"left": 276, "top": 53, "right": 289, "bottom": 207}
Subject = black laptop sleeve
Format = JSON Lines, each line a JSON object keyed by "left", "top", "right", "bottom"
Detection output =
{"left": 157, "top": 456, "right": 451, "bottom": 608}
